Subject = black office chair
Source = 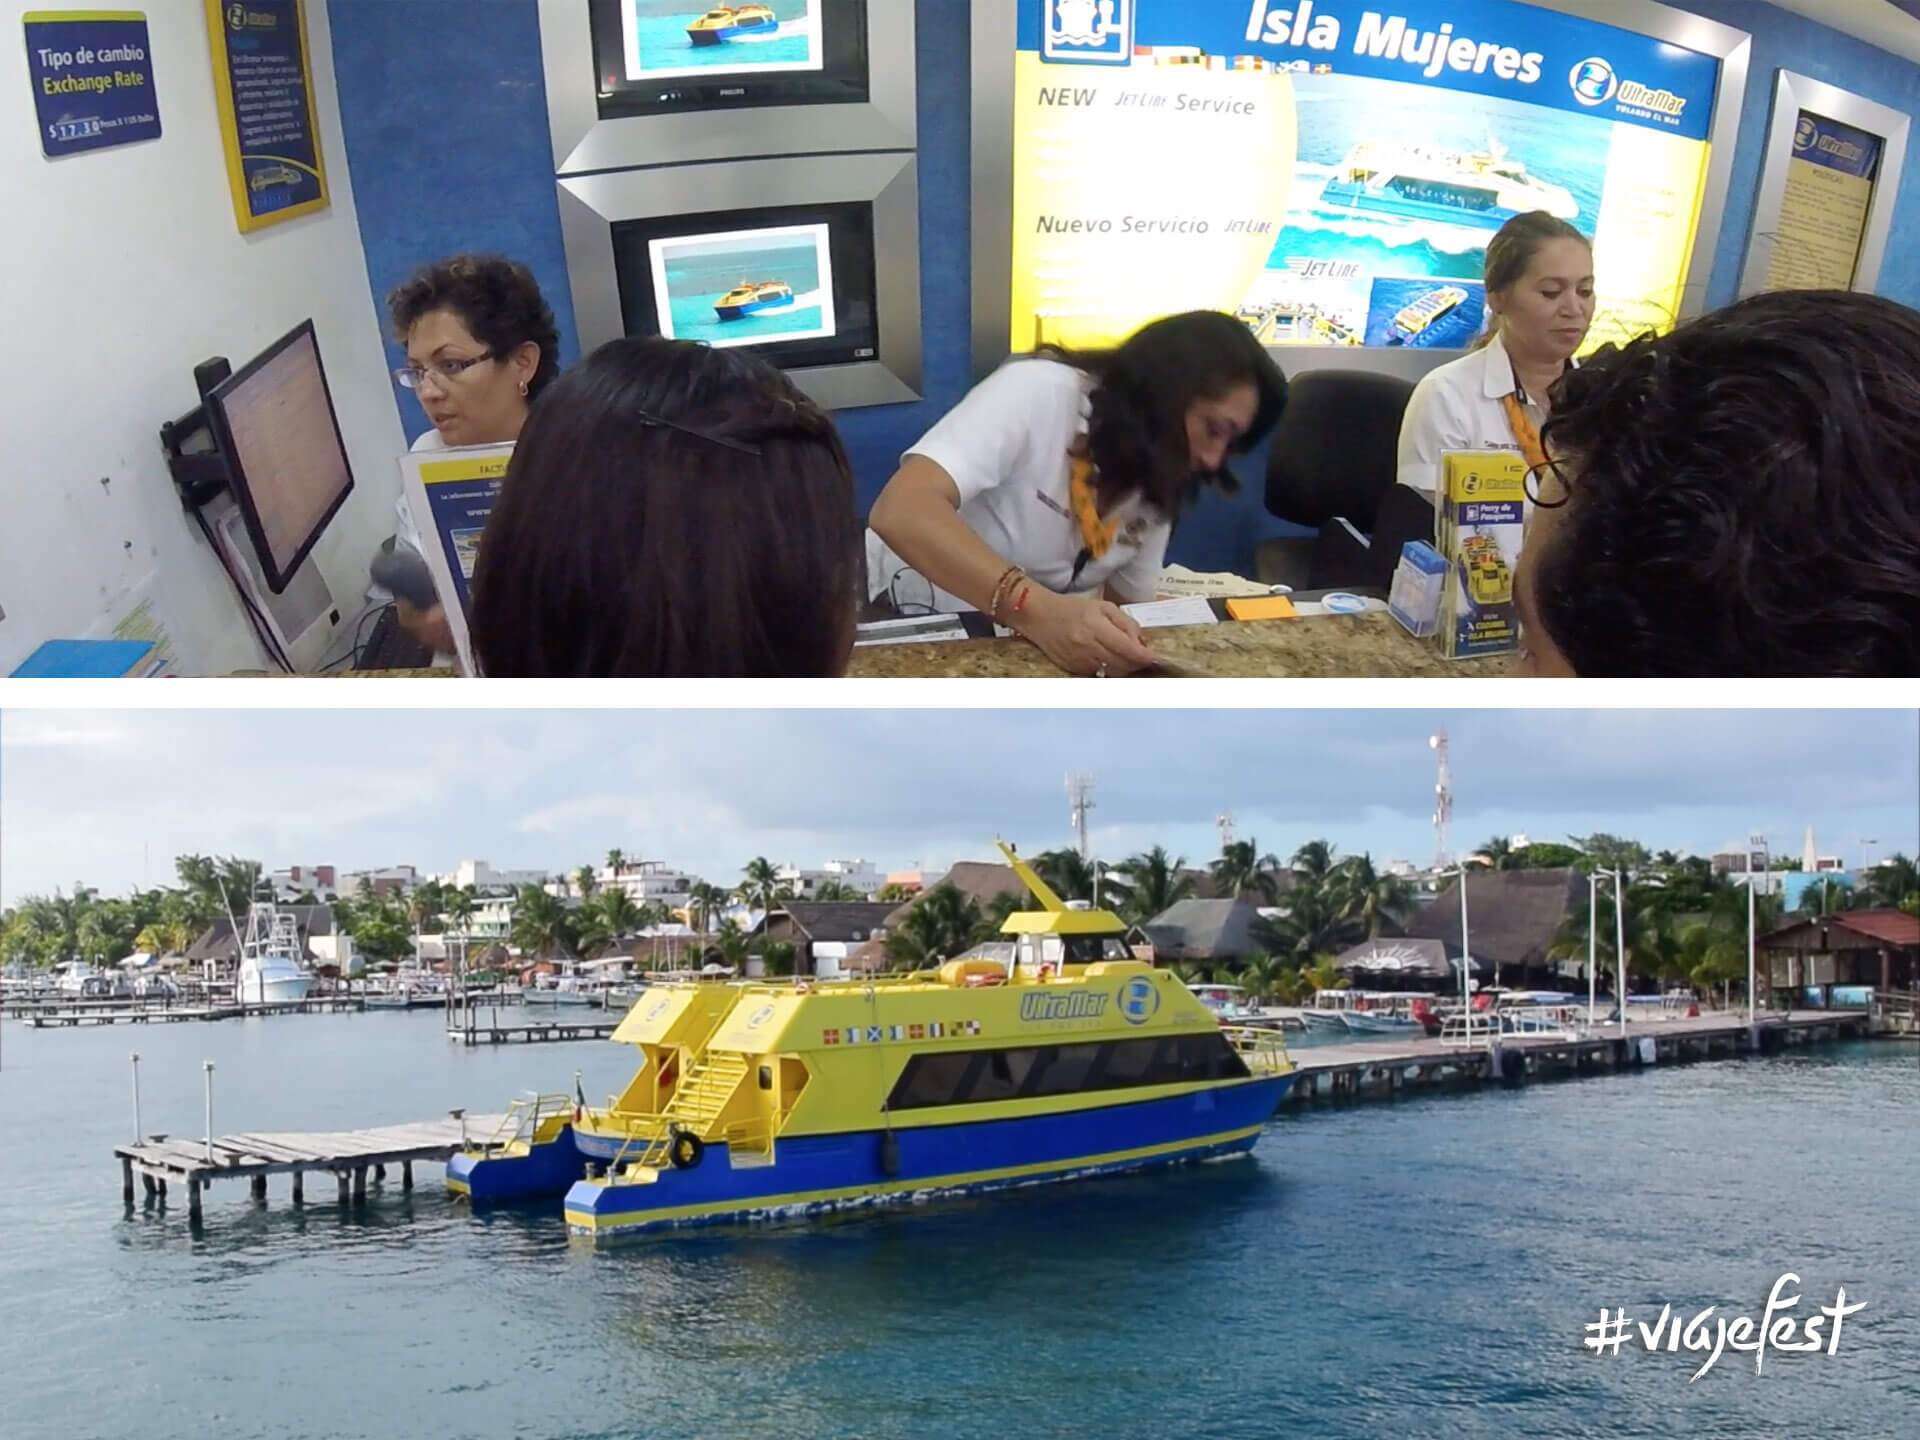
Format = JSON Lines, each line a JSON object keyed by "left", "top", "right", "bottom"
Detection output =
{"left": 1255, "top": 370, "right": 1430, "bottom": 592}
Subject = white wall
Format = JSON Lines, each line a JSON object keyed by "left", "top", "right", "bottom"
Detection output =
{"left": 0, "top": 0, "right": 405, "bottom": 675}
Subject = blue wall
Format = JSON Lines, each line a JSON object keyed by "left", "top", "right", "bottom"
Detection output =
{"left": 327, "top": 0, "right": 1920, "bottom": 576}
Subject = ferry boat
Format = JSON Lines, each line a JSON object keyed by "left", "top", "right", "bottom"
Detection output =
{"left": 686, "top": 4, "right": 778, "bottom": 46}
{"left": 1387, "top": 285, "right": 1469, "bottom": 345}
{"left": 713, "top": 280, "right": 796, "bottom": 321}
{"left": 1461, "top": 533, "right": 1512, "bottom": 606}
{"left": 1320, "top": 140, "right": 1578, "bottom": 230}
{"left": 447, "top": 843, "right": 1296, "bottom": 1239}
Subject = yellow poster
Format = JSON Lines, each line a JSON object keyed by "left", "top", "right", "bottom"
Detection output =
{"left": 204, "top": 0, "right": 331, "bottom": 233}
{"left": 1011, "top": 52, "right": 1297, "bottom": 351}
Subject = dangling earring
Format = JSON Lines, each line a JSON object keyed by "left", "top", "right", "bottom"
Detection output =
{"left": 518, "top": 380, "right": 530, "bottom": 397}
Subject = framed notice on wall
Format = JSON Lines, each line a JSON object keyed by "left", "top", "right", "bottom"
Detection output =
{"left": 1740, "top": 71, "right": 1909, "bottom": 296}
{"left": 203, "top": 0, "right": 330, "bottom": 232}
{"left": 23, "top": 9, "right": 162, "bottom": 157}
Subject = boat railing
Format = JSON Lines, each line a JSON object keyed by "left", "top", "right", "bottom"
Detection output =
{"left": 1439, "top": 1013, "right": 1499, "bottom": 1047}
{"left": 1501, "top": 1005, "right": 1583, "bottom": 1038}
{"left": 1221, "top": 1025, "right": 1294, "bottom": 1076}
{"left": 479, "top": 1092, "right": 576, "bottom": 1154}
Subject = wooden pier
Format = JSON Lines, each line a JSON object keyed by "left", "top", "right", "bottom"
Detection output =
{"left": 1279, "top": 1010, "right": 1872, "bottom": 1105}
{"left": 445, "top": 1017, "right": 620, "bottom": 1045}
{"left": 15, "top": 996, "right": 365, "bottom": 1027}
{"left": 114, "top": 1111, "right": 506, "bottom": 1222}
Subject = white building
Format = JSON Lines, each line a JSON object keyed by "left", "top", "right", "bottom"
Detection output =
{"left": 776, "top": 859, "right": 886, "bottom": 899}
{"left": 440, "top": 859, "right": 549, "bottom": 894}
{"left": 268, "top": 864, "right": 339, "bottom": 901}
{"left": 600, "top": 860, "right": 696, "bottom": 908}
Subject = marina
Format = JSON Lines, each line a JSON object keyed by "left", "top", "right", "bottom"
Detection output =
{"left": 445, "top": 1017, "right": 622, "bottom": 1045}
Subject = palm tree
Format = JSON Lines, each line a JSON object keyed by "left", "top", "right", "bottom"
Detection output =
{"left": 572, "top": 865, "right": 597, "bottom": 900}
{"left": 758, "top": 939, "right": 798, "bottom": 976}
{"left": 1476, "top": 835, "right": 1514, "bottom": 870}
{"left": 1211, "top": 840, "right": 1281, "bottom": 902}
{"left": 686, "top": 882, "right": 729, "bottom": 936}
{"left": 605, "top": 848, "right": 627, "bottom": 876}
{"left": 1252, "top": 879, "right": 1357, "bottom": 964}
{"left": 510, "top": 885, "right": 576, "bottom": 959}
{"left": 740, "top": 857, "right": 782, "bottom": 913}
{"left": 1299, "top": 956, "right": 1346, "bottom": 996}
{"left": 1107, "top": 846, "right": 1194, "bottom": 925}
{"left": 885, "top": 883, "right": 987, "bottom": 969}
{"left": 1860, "top": 853, "right": 1920, "bottom": 912}
{"left": 1332, "top": 853, "right": 1414, "bottom": 938}
{"left": 1289, "top": 840, "right": 1338, "bottom": 888}
{"left": 877, "top": 883, "right": 914, "bottom": 903}
{"left": 593, "top": 888, "right": 643, "bottom": 942}
{"left": 1032, "top": 849, "right": 1098, "bottom": 903}
{"left": 441, "top": 885, "right": 476, "bottom": 936}
{"left": 707, "top": 918, "right": 752, "bottom": 974}
{"left": 1238, "top": 951, "right": 1284, "bottom": 1005}
{"left": 810, "top": 880, "right": 862, "bottom": 903}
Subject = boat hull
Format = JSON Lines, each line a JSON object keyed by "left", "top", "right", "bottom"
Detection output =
{"left": 688, "top": 16, "right": 777, "bottom": 46}
{"left": 1338, "top": 1013, "right": 1423, "bottom": 1036}
{"left": 447, "top": 1126, "right": 585, "bottom": 1203}
{"left": 239, "top": 974, "right": 311, "bottom": 1004}
{"left": 714, "top": 294, "right": 796, "bottom": 320}
{"left": 564, "top": 1075, "right": 1293, "bottom": 1239}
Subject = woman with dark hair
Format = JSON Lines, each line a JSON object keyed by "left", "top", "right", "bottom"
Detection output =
{"left": 1514, "top": 289, "right": 1920, "bottom": 677}
{"left": 469, "top": 336, "right": 862, "bottom": 677}
{"left": 866, "top": 310, "right": 1288, "bottom": 676}
{"left": 1396, "top": 212, "right": 1594, "bottom": 498}
{"left": 386, "top": 253, "right": 562, "bottom": 652}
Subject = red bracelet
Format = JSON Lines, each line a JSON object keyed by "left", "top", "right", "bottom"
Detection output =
{"left": 1013, "top": 584, "right": 1030, "bottom": 616}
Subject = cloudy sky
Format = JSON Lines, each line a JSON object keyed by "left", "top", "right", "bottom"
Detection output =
{"left": 2, "top": 709, "right": 1914, "bottom": 905}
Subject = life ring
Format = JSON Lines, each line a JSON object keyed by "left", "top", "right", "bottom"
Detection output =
{"left": 668, "top": 1129, "right": 705, "bottom": 1170}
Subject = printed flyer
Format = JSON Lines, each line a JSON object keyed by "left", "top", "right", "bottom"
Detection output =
{"left": 400, "top": 443, "right": 513, "bottom": 677}
{"left": 1761, "top": 110, "right": 1883, "bottom": 292}
{"left": 1014, "top": 0, "right": 1721, "bottom": 352}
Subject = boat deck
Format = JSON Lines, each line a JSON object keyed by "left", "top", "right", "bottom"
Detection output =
{"left": 114, "top": 1111, "right": 506, "bottom": 1220}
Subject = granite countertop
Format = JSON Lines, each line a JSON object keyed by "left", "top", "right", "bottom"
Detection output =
{"left": 846, "top": 613, "right": 1504, "bottom": 679}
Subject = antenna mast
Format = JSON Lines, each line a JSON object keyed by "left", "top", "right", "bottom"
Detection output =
{"left": 1217, "top": 811, "right": 1236, "bottom": 852}
{"left": 1429, "top": 730, "right": 1453, "bottom": 872}
{"left": 1065, "top": 773, "right": 1096, "bottom": 860}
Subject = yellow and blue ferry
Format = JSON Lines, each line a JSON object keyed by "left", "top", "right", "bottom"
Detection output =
{"left": 447, "top": 844, "right": 1295, "bottom": 1240}
{"left": 687, "top": 4, "right": 779, "bottom": 46}
{"left": 713, "top": 279, "right": 796, "bottom": 321}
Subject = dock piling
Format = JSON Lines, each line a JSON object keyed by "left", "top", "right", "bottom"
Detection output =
{"left": 188, "top": 1180, "right": 202, "bottom": 1223}
{"left": 202, "top": 1060, "right": 215, "bottom": 1163}
{"left": 352, "top": 1167, "right": 366, "bottom": 1204}
{"left": 292, "top": 1171, "right": 304, "bottom": 1206}
{"left": 121, "top": 1156, "right": 135, "bottom": 1205}
{"left": 130, "top": 1051, "right": 142, "bottom": 1142}
{"left": 402, "top": 1160, "right": 413, "bottom": 1191}
{"left": 336, "top": 1171, "right": 349, "bottom": 1206}
{"left": 250, "top": 1175, "right": 267, "bottom": 1203}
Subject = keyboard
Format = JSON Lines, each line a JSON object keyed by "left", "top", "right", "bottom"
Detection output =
{"left": 354, "top": 606, "right": 436, "bottom": 672}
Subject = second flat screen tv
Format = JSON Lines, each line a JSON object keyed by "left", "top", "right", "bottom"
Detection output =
{"left": 612, "top": 202, "right": 879, "bottom": 371}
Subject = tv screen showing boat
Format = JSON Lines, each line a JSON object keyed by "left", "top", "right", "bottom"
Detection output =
{"left": 589, "top": 0, "right": 869, "bottom": 119}
{"left": 612, "top": 202, "right": 879, "bottom": 370}
{"left": 647, "top": 222, "right": 839, "bottom": 349}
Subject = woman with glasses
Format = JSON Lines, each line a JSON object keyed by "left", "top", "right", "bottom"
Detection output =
{"left": 469, "top": 336, "right": 863, "bottom": 677}
{"left": 864, "top": 311, "right": 1288, "bottom": 677}
{"left": 385, "top": 254, "right": 562, "bottom": 653}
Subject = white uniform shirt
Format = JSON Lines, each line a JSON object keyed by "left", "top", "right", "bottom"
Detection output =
{"left": 866, "top": 358, "right": 1172, "bottom": 614}
{"left": 393, "top": 426, "right": 445, "bottom": 557}
{"left": 1396, "top": 331, "right": 1569, "bottom": 499}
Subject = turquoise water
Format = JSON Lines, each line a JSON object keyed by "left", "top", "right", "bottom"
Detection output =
{"left": 626, "top": 2, "right": 814, "bottom": 76}
{"left": 1267, "top": 73, "right": 1614, "bottom": 283}
{"left": 1, "top": 1012, "right": 1914, "bottom": 1439}
{"left": 665, "top": 241, "right": 826, "bottom": 347}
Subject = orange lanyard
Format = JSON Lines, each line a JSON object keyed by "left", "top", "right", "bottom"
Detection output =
{"left": 1501, "top": 392, "right": 1551, "bottom": 479}
{"left": 1068, "top": 453, "right": 1118, "bottom": 563}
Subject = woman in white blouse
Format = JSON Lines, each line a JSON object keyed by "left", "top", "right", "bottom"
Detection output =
{"left": 1396, "top": 212, "right": 1595, "bottom": 499}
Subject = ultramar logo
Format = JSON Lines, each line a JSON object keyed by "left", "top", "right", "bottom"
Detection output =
{"left": 1021, "top": 990, "right": 1110, "bottom": 1022}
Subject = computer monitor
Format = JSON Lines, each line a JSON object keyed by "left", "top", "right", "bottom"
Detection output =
{"left": 203, "top": 320, "right": 355, "bottom": 594}
{"left": 612, "top": 202, "right": 878, "bottom": 371}
{"left": 588, "top": 0, "right": 870, "bottom": 120}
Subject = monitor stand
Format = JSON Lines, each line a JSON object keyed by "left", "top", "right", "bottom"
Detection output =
{"left": 208, "top": 496, "right": 339, "bottom": 671}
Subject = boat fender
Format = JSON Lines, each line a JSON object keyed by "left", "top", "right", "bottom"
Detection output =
{"left": 879, "top": 1130, "right": 900, "bottom": 1178}
{"left": 669, "top": 1129, "right": 705, "bottom": 1170}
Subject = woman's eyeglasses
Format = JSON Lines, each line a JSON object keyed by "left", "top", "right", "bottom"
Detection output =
{"left": 394, "top": 352, "right": 500, "bottom": 391}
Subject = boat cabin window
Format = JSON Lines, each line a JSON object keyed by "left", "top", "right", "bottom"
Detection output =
{"left": 1063, "top": 935, "right": 1133, "bottom": 965}
{"left": 885, "top": 1032, "right": 1250, "bottom": 1111}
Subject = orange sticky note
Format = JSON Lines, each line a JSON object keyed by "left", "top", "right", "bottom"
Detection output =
{"left": 1226, "top": 596, "right": 1298, "bottom": 621}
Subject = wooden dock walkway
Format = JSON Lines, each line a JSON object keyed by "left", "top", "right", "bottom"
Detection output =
{"left": 1279, "top": 1009, "right": 1872, "bottom": 1104}
{"left": 446, "top": 1018, "right": 620, "bottom": 1045}
{"left": 115, "top": 1111, "right": 506, "bottom": 1221}
{"left": 16, "top": 996, "right": 365, "bottom": 1026}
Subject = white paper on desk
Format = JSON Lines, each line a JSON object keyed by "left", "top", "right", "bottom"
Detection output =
{"left": 1156, "top": 564, "right": 1286, "bottom": 599}
{"left": 854, "top": 615, "right": 971, "bottom": 647}
{"left": 1122, "top": 597, "right": 1219, "bottom": 629}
